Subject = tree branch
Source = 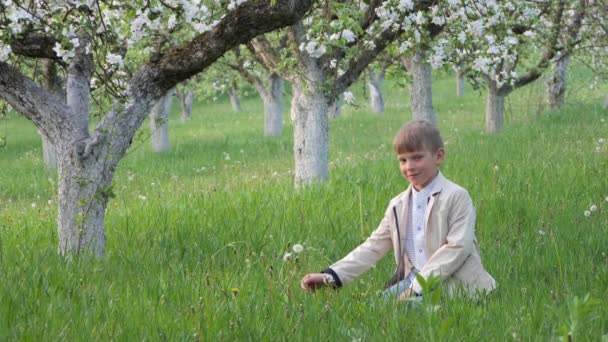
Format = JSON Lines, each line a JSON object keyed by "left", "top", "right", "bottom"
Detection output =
{"left": 10, "top": 32, "right": 63, "bottom": 62}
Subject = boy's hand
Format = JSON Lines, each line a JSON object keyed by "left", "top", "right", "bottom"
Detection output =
{"left": 300, "top": 273, "right": 328, "bottom": 291}
{"left": 398, "top": 288, "right": 415, "bottom": 301}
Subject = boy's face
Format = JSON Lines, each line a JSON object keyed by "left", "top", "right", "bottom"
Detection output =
{"left": 397, "top": 146, "right": 444, "bottom": 191}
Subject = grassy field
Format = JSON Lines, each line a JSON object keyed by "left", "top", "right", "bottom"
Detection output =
{"left": 1, "top": 69, "right": 607, "bottom": 340}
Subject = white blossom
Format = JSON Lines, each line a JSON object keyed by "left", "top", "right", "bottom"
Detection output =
{"left": 304, "top": 41, "right": 325, "bottom": 59}
{"left": 0, "top": 44, "right": 11, "bottom": 62}
{"left": 52, "top": 43, "right": 75, "bottom": 63}
{"left": 341, "top": 29, "right": 355, "bottom": 43}
{"left": 343, "top": 91, "right": 355, "bottom": 105}
{"left": 590, "top": 205, "right": 597, "bottom": 212}
{"left": 584, "top": 210, "right": 591, "bottom": 217}
{"left": 106, "top": 53, "right": 124, "bottom": 67}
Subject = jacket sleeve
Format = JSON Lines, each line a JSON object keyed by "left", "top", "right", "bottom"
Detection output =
{"left": 323, "top": 204, "right": 395, "bottom": 287}
{"left": 412, "top": 189, "right": 475, "bottom": 294}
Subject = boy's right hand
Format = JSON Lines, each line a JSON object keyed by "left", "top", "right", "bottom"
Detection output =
{"left": 300, "top": 273, "right": 328, "bottom": 291}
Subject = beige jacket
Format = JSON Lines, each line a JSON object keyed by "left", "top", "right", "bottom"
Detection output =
{"left": 323, "top": 172, "right": 496, "bottom": 295}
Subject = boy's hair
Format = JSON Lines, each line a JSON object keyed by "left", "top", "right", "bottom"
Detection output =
{"left": 393, "top": 120, "right": 444, "bottom": 154}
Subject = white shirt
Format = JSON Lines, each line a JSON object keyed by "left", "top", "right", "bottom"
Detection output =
{"left": 405, "top": 173, "right": 439, "bottom": 286}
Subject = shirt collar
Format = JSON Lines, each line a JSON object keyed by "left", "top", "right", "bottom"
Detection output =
{"left": 412, "top": 172, "right": 439, "bottom": 203}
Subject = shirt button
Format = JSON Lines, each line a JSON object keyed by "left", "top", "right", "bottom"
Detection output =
{"left": 419, "top": 249, "right": 423, "bottom": 253}
{"left": 417, "top": 227, "right": 422, "bottom": 231}
{"left": 417, "top": 205, "right": 422, "bottom": 209}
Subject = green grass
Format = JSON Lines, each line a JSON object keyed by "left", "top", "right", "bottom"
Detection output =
{"left": 1, "top": 69, "right": 607, "bottom": 340}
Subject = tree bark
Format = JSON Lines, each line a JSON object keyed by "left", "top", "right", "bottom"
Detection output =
{"left": 403, "top": 50, "right": 436, "bottom": 124}
{"left": 150, "top": 88, "right": 174, "bottom": 152}
{"left": 39, "top": 59, "right": 64, "bottom": 169}
{"left": 546, "top": 54, "right": 570, "bottom": 110}
{"left": 41, "top": 134, "right": 57, "bottom": 169}
{"left": 368, "top": 69, "right": 385, "bottom": 113}
{"left": 456, "top": 67, "right": 465, "bottom": 97}
{"left": 291, "top": 82, "right": 329, "bottom": 187}
{"left": 228, "top": 84, "right": 241, "bottom": 112}
{"left": 263, "top": 74, "right": 283, "bottom": 136}
{"left": 486, "top": 79, "right": 508, "bottom": 134}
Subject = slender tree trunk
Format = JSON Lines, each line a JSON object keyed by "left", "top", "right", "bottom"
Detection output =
{"left": 486, "top": 80, "right": 507, "bottom": 134}
{"left": 328, "top": 93, "right": 343, "bottom": 119}
{"left": 368, "top": 69, "right": 384, "bottom": 113}
{"left": 403, "top": 50, "right": 436, "bottom": 124}
{"left": 546, "top": 55, "right": 570, "bottom": 110}
{"left": 181, "top": 92, "right": 194, "bottom": 122}
{"left": 228, "top": 84, "right": 241, "bottom": 112}
{"left": 291, "top": 82, "right": 329, "bottom": 187}
{"left": 263, "top": 75, "right": 283, "bottom": 137}
{"left": 456, "top": 67, "right": 465, "bottom": 97}
{"left": 150, "top": 88, "right": 174, "bottom": 152}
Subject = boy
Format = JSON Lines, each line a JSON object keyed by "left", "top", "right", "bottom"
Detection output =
{"left": 301, "top": 120, "right": 496, "bottom": 299}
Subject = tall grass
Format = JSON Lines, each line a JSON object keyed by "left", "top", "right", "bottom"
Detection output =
{"left": 0, "top": 68, "right": 607, "bottom": 340}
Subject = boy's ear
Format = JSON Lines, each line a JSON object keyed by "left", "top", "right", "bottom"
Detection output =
{"left": 435, "top": 147, "right": 445, "bottom": 162}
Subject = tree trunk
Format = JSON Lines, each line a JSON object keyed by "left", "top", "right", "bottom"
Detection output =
{"left": 328, "top": 93, "right": 343, "bottom": 119}
{"left": 486, "top": 80, "right": 507, "bottom": 134}
{"left": 228, "top": 85, "right": 241, "bottom": 112}
{"left": 150, "top": 88, "right": 174, "bottom": 152}
{"left": 56, "top": 142, "right": 113, "bottom": 257}
{"left": 291, "top": 82, "right": 329, "bottom": 187}
{"left": 41, "top": 134, "right": 57, "bottom": 169}
{"left": 40, "top": 59, "right": 64, "bottom": 169}
{"left": 181, "top": 91, "right": 194, "bottom": 122}
{"left": 456, "top": 67, "right": 465, "bottom": 97}
{"left": 546, "top": 55, "right": 570, "bottom": 110}
{"left": 404, "top": 50, "right": 436, "bottom": 124}
{"left": 263, "top": 74, "right": 283, "bottom": 137}
{"left": 368, "top": 69, "right": 385, "bottom": 113}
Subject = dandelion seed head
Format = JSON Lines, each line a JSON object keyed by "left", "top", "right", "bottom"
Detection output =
{"left": 283, "top": 252, "right": 292, "bottom": 262}
{"left": 584, "top": 210, "right": 591, "bottom": 217}
{"left": 590, "top": 204, "right": 598, "bottom": 212}
{"left": 293, "top": 244, "right": 304, "bottom": 253}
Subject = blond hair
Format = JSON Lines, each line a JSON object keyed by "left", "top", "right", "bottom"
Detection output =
{"left": 393, "top": 120, "right": 444, "bottom": 154}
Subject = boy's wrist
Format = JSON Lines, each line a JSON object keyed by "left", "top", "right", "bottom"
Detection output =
{"left": 321, "top": 268, "right": 343, "bottom": 288}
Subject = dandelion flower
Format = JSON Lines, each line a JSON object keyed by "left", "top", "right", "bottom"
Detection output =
{"left": 283, "top": 252, "right": 292, "bottom": 261}
{"left": 494, "top": 165, "right": 499, "bottom": 171}
{"left": 605, "top": 196, "right": 608, "bottom": 202}
{"left": 538, "top": 230, "right": 545, "bottom": 235}
{"left": 590, "top": 204, "right": 598, "bottom": 212}
{"left": 584, "top": 210, "right": 591, "bottom": 217}
{"left": 231, "top": 287, "right": 240, "bottom": 296}
{"left": 293, "top": 244, "right": 304, "bottom": 253}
